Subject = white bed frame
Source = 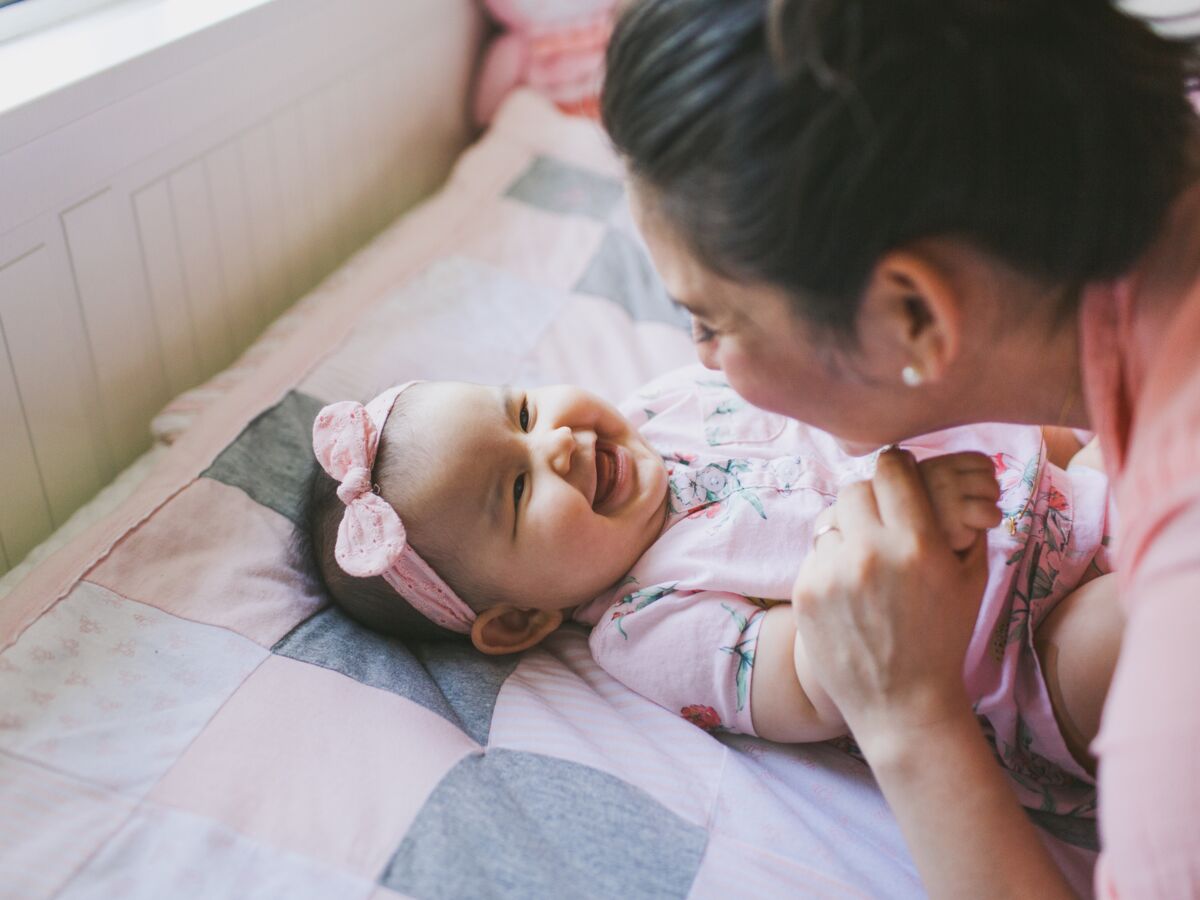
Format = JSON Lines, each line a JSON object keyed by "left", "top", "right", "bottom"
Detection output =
{"left": 0, "top": 0, "right": 485, "bottom": 576}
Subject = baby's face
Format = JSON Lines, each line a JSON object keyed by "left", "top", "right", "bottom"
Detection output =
{"left": 389, "top": 382, "right": 669, "bottom": 611}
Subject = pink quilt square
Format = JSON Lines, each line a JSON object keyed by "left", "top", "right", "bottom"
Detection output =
{"left": 298, "top": 258, "right": 569, "bottom": 405}
{"left": 88, "top": 479, "right": 324, "bottom": 647}
{"left": 458, "top": 199, "right": 605, "bottom": 290}
{"left": 150, "top": 655, "right": 478, "bottom": 879}
{"left": 56, "top": 802, "right": 374, "bottom": 900}
{"left": 691, "top": 832, "right": 875, "bottom": 900}
{"left": 511, "top": 294, "right": 694, "bottom": 403}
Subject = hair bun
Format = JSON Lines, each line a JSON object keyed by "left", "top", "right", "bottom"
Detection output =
{"left": 767, "top": 0, "right": 1115, "bottom": 76}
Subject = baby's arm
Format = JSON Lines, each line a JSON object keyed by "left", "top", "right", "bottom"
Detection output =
{"left": 1042, "top": 426, "right": 1085, "bottom": 469}
{"left": 1069, "top": 435, "right": 1104, "bottom": 471}
{"left": 751, "top": 604, "right": 846, "bottom": 742}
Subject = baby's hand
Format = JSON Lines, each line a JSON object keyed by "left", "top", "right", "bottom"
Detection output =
{"left": 917, "top": 452, "right": 1002, "bottom": 553}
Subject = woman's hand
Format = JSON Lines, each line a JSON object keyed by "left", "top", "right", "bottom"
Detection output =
{"left": 791, "top": 447, "right": 993, "bottom": 759}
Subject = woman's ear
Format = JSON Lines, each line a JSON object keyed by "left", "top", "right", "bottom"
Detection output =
{"left": 862, "top": 247, "right": 963, "bottom": 385}
{"left": 470, "top": 605, "right": 563, "bottom": 656}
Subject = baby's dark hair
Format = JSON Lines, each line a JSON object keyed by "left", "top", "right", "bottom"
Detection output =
{"left": 293, "top": 388, "right": 476, "bottom": 642}
{"left": 603, "top": 0, "right": 1200, "bottom": 333}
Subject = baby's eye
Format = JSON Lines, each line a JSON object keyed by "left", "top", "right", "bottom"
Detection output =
{"left": 519, "top": 397, "right": 530, "bottom": 431}
{"left": 513, "top": 473, "right": 526, "bottom": 510}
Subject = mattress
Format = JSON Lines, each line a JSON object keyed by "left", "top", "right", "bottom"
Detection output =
{"left": 0, "top": 91, "right": 1095, "bottom": 899}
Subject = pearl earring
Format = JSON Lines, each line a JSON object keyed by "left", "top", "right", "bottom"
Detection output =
{"left": 901, "top": 365, "right": 924, "bottom": 387}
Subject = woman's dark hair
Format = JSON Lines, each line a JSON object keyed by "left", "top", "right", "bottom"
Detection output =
{"left": 603, "top": 0, "right": 1200, "bottom": 332}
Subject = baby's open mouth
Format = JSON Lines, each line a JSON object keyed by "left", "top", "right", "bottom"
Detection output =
{"left": 593, "top": 441, "right": 623, "bottom": 512}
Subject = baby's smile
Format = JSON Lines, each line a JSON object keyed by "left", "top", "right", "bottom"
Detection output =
{"left": 593, "top": 440, "right": 633, "bottom": 514}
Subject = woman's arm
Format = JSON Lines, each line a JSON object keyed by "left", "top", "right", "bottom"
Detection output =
{"left": 791, "top": 448, "right": 1074, "bottom": 898}
{"left": 860, "top": 709, "right": 1074, "bottom": 898}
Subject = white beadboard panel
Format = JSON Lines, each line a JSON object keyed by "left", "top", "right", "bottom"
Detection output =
{"left": 168, "top": 161, "right": 237, "bottom": 375}
{"left": 299, "top": 84, "right": 342, "bottom": 280}
{"left": 132, "top": 180, "right": 203, "bottom": 399}
{"left": 322, "top": 76, "right": 363, "bottom": 265}
{"left": 0, "top": 255, "right": 55, "bottom": 569}
{"left": 205, "top": 140, "right": 266, "bottom": 346}
{"left": 269, "top": 106, "right": 319, "bottom": 301}
{"left": 0, "top": 0, "right": 484, "bottom": 571}
{"left": 0, "top": 246, "right": 104, "bottom": 536}
{"left": 60, "top": 190, "right": 167, "bottom": 468}
{"left": 343, "top": 62, "right": 388, "bottom": 254}
{"left": 237, "top": 121, "right": 290, "bottom": 322}
{"left": 0, "top": 227, "right": 119, "bottom": 490}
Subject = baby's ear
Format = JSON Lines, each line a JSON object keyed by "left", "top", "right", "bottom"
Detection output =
{"left": 470, "top": 606, "right": 563, "bottom": 655}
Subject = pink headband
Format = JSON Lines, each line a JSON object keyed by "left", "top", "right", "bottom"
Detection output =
{"left": 311, "top": 382, "right": 478, "bottom": 634}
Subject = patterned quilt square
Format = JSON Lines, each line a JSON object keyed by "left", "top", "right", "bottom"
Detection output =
{"left": 0, "top": 582, "right": 266, "bottom": 796}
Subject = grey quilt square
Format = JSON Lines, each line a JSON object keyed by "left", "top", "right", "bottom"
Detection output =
{"left": 505, "top": 156, "right": 625, "bottom": 221}
{"left": 381, "top": 749, "right": 706, "bottom": 899}
{"left": 575, "top": 229, "right": 691, "bottom": 330}
{"left": 273, "top": 607, "right": 520, "bottom": 745}
{"left": 273, "top": 607, "right": 459, "bottom": 726}
{"left": 203, "top": 390, "right": 324, "bottom": 526}
{"left": 412, "top": 642, "right": 521, "bottom": 745}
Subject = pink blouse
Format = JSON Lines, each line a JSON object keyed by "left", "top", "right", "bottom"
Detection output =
{"left": 1080, "top": 240, "right": 1200, "bottom": 896}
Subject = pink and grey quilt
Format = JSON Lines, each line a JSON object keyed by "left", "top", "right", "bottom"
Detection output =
{"left": 0, "top": 93, "right": 1094, "bottom": 899}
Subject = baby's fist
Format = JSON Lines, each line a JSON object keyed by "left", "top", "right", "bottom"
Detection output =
{"left": 917, "top": 452, "right": 1002, "bottom": 553}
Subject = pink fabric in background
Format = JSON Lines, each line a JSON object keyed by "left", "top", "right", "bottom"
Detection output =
{"left": 88, "top": 479, "right": 324, "bottom": 647}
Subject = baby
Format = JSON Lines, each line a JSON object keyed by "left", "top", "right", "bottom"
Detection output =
{"left": 304, "top": 365, "right": 1120, "bottom": 819}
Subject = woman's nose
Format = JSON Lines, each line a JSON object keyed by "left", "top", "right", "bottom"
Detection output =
{"left": 697, "top": 338, "right": 721, "bottom": 370}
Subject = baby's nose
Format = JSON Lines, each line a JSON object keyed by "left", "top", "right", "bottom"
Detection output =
{"left": 542, "top": 425, "right": 576, "bottom": 475}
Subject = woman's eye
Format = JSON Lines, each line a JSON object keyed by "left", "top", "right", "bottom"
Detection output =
{"left": 692, "top": 318, "right": 717, "bottom": 344}
{"left": 519, "top": 398, "right": 530, "bottom": 431}
{"left": 513, "top": 473, "right": 526, "bottom": 509}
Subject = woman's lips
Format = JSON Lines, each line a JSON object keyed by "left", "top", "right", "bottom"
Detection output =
{"left": 593, "top": 441, "right": 631, "bottom": 514}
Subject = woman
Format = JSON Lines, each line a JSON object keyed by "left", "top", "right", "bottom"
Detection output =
{"left": 602, "top": 0, "right": 1200, "bottom": 896}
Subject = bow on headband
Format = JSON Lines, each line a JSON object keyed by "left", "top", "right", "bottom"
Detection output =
{"left": 311, "top": 382, "right": 477, "bottom": 634}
